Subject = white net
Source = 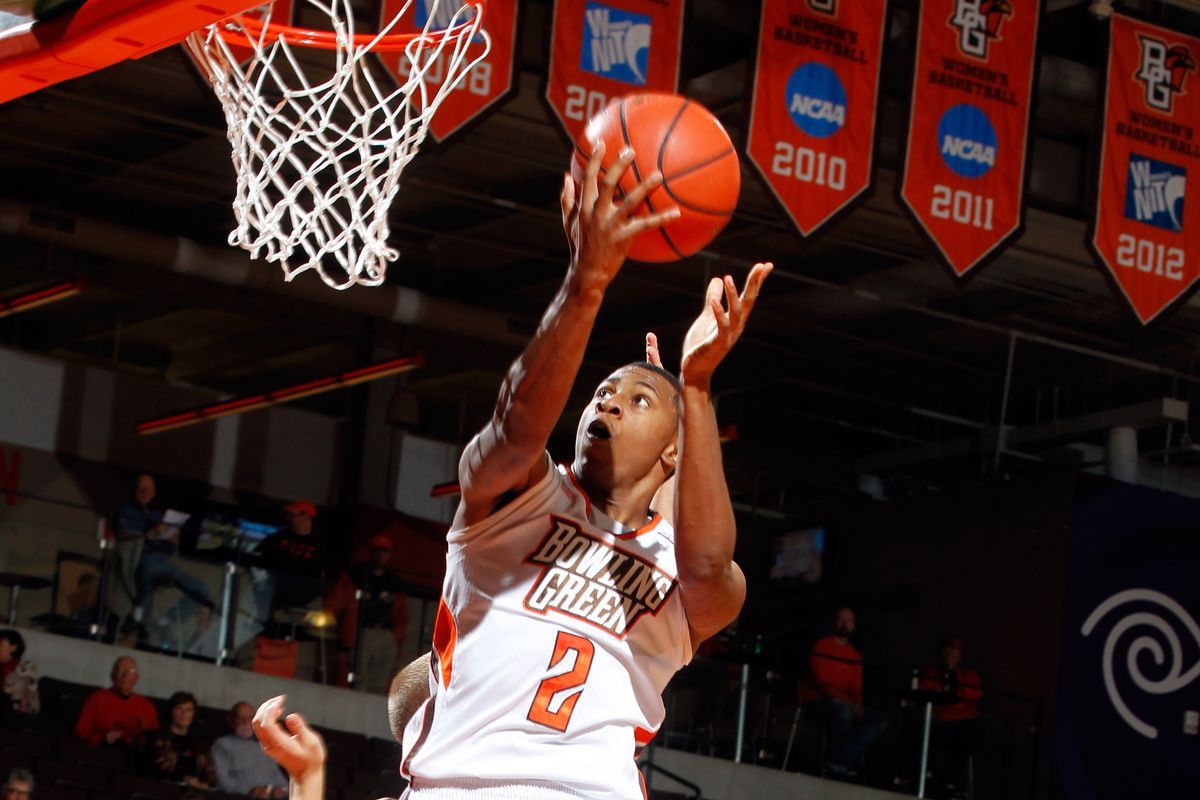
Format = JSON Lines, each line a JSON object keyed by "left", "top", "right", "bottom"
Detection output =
{"left": 185, "top": 0, "right": 488, "bottom": 289}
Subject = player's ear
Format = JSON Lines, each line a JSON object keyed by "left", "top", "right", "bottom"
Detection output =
{"left": 659, "top": 439, "right": 678, "bottom": 475}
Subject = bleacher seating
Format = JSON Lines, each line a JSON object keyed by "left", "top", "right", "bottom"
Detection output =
{"left": 0, "top": 676, "right": 407, "bottom": 800}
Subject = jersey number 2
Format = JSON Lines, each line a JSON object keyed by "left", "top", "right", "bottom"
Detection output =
{"left": 527, "top": 631, "right": 595, "bottom": 732}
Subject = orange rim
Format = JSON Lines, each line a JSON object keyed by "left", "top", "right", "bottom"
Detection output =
{"left": 217, "top": 0, "right": 485, "bottom": 52}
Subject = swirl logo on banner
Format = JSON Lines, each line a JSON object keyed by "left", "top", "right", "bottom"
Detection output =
{"left": 377, "top": 0, "right": 519, "bottom": 143}
{"left": 544, "top": 0, "right": 685, "bottom": 143}
{"left": 745, "top": 0, "right": 888, "bottom": 238}
{"left": 1091, "top": 14, "right": 1200, "bottom": 324}
{"left": 898, "top": 0, "right": 1039, "bottom": 278}
{"left": 1081, "top": 589, "right": 1200, "bottom": 740}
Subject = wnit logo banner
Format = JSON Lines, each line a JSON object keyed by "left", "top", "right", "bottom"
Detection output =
{"left": 898, "top": 0, "right": 1039, "bottom": 278}
{"left": 545, "top": 0, "right": 684, "bottom": 142}
{"left": 745, "top": 0, "right": 888, "bottom": 237}
{"left": 1092, "top": 15, "right": 1200, "bottom": 324}
{"left": 378, "top": 0, "right": 518, "bottom": 143}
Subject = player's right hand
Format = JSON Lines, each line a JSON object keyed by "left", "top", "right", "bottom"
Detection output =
{"left": 253, "top": 695, "right": 326, "bottom": 782}
{"left": 560, "top": 142, "right": 679, "bottom": 292}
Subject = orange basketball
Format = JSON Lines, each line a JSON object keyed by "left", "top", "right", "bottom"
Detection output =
{"left": 571, "top": 93, "right": 741, "bottom": 263}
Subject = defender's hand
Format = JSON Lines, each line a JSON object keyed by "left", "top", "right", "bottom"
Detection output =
{"left": 680, "top": 263, "right": 773, "bottom": 386}
{"left": 252, "top": 696, "right": 326, "bottom": 782}
{"left": 560, "top": 143, "right": 679, "bottom": 293}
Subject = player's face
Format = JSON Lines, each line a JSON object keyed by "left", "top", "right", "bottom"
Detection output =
{"left": 574, "top": 366, "right": 677, "bottom": 487}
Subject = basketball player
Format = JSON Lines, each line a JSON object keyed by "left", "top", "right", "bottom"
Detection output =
{"left": 253, "top": 144, "right": 772, "bottom": 800}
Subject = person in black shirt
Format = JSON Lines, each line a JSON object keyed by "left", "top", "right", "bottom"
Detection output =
{"left": 141, "top": 691, "right": 213, "bottom": 788}
{"left": 326, "top": 535, "right": 408, "bottom": 693}
{"left": 257, "top": 500, "right": 327, "bottom": 629}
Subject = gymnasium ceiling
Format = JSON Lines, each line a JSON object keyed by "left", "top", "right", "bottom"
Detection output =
{"left": 4, "top": 0, "right": 1200, "bottom": 512}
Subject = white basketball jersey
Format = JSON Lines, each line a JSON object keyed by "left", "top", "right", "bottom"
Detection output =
{"left": 401, "top": 456, "right": 692, "bottom": 800}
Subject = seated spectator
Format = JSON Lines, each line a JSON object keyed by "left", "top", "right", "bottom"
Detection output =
{"left": 117, "top": 473, "right": 215, "bottom": 641}
{"left": 0, "top": 629, "right": 39, "bottom": 718}
{"left": 800, "top": 607, "right": 888, "bottom": 777}
{"left": 2, "top": 769, "right": 33, "bottom": 800}
{"left": 211, "top": 702, "right": 287, "bottom": 798}
{"left": 257, "top": 500, "right": 327, "bottom": 632}
{"left": 919, "top": 637, "right": 983, "bottom": 797}
{"left": 325, "top": 534, "right": 408, "bottom": 693}
{"left": 141, "top": 691, "right": 213, "bottom": 787}
{"left": 74, "top": 656, "right": 159, "bottom": 746}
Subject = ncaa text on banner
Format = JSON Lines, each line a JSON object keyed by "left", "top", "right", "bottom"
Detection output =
{"left": 746, "top": 0, "right": 888, "bottom": 238}
{"left": 378, "top": 0, "right": 517, "bottom": 143}
{"left": 899, "top": 0, "right": 1039, "bottom": 278}
{"left": 1092, "top": 15, "right": 1200, "bottom": 325}
{"left": 545, "top": 0, "right": 685, "bottom": 143}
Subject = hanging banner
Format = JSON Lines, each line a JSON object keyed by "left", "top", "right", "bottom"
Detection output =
{"left": 898, "top": 0, "right": 1040, "bottom": 278}
{"left": 1092, "top": 14, "right": 1200, "bottom": 325}
{"left": 745, "top": 0, "right": 888, "bottom": 238}
{"left": 544, "top": 0, "right": 685, "bottom": 143}
{"left": 378, "top": 0, "right": 518, "bottom": 143}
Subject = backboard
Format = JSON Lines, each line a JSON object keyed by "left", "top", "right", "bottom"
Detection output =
{"left": 0, "top": 0, "right": 258, "bottom": 104}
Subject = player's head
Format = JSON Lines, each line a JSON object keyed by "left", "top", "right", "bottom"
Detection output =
{"left": 573, "top": 362, "right": 680, "bottom": 491}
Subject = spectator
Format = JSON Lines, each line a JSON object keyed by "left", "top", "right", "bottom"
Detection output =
{"left": 210, "top": 702, "right": 286, "bottom": 798}
{"left": 801, "top": 607, "right": 888, "bottom": 777}
{"left": 140, "top": 691, "right": 213, "bottom": 787}
{"left": 115, "top": 473, "right": 215, "bottom": 642}
{"left": 257, "top": 500, "right": 327, "bottom": 628}
{"left": 919, "top": 637, "right": 983, "bottom": 796}
{"left": 2, "top": 769, "right": 33, "bottom": 800}
{"left": 74, "top": 656, "right": 159, "bottom": 747}
{"left": 0, "top": 629, "right": 39, "bottom": 717}
{"left": 325, "top": 534, "right": 408, "bottom": 693}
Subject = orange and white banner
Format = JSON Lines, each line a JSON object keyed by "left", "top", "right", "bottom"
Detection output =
{"left": 1092, "top": 14, "right": 1200, "bottom": 324}
{"left": 899, "top": 0, "right": 1039, "bottom": 278}
{"left": 745, "top": 0, "right": 888, "bottom": 238}
{"left": 377, "top": 0, "right": 519, "bottom": 143}
{"left": 544, "top": 0, "right": 685, "bottom": 143}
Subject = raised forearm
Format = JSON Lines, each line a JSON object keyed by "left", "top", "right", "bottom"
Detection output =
{"left": 674, "top": 379, "right": 744, "bottom": 635}
{"left": 289, "top": 768, "right": 325, "bottom": 800}
{"left": 494, "top": 272, "right": 606, "bottom": 455}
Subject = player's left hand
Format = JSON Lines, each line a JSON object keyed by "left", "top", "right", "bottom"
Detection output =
{"left": 680, "top": 263, "right": 772, "bottom": 386}
{"left": 253, "top": 695, "right": 326, "bottom": 782}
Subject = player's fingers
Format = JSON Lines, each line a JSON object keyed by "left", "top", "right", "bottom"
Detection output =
{"left": 646, "top": 332, "right": 663, "bottom": 367}
{"left": 619, "top": 206, "right": 679, "bottom": 239}
{"left": 600, "top": 148, "right": 635, "bottom": 208}
{"left": 616, "top": 170, "right": 662, "bottom": 218}
{"left": 581, "top": 142, "right": 605, "bottom": 215}
{"left": 738, "top": 262, "right": 773, "bottom": 316}
{"left": 560, "top": 174, "right": 576, "bottom": 225}
{"left": 253, "top": 695, "right": 283, "bottom": 730}
{"left": 723, "top": 275, "right": 741, "bottom": 318}
{"left": 702, "top": 276, "right": 723, "bottom": 309}
{"left": 709, "top": 295, "right": 730, "bottom": 330}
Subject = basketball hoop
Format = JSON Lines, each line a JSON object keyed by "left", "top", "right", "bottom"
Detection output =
{"left": 185, "top": 0, "right": 488, "bottom": 289}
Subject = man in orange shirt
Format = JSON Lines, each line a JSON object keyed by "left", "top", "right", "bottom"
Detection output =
{"left": 74, "top": 656, "right": 159, "bottom": 747}
{"left": 919, "top": 637, "right": 983, "bottom": 795}
{"left": 802, "top": 607, "right": 888, "bottom": 776}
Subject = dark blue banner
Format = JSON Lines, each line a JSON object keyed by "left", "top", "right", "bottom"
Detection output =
{"left": 1054, "top": 480, "right": 1200, "bottom": 799}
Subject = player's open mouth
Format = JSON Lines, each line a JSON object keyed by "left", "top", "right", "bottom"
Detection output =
{"left": 586, "top": 420, "right": 612, "bottom": 440}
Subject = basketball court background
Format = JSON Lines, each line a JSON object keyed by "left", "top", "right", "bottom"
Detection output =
{"left": 2, "top": 2, "right": 1200, "bottom": 800}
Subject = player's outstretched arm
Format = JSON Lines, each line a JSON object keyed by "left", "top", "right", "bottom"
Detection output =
{"left": 674, "top": 265, "right": 772, "bottom": 648}
{"left": 253, "top": 696, "right": 326, "bottom": 800}
{"left": 457, "top": 145, "right": 679, "bottom": 526}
